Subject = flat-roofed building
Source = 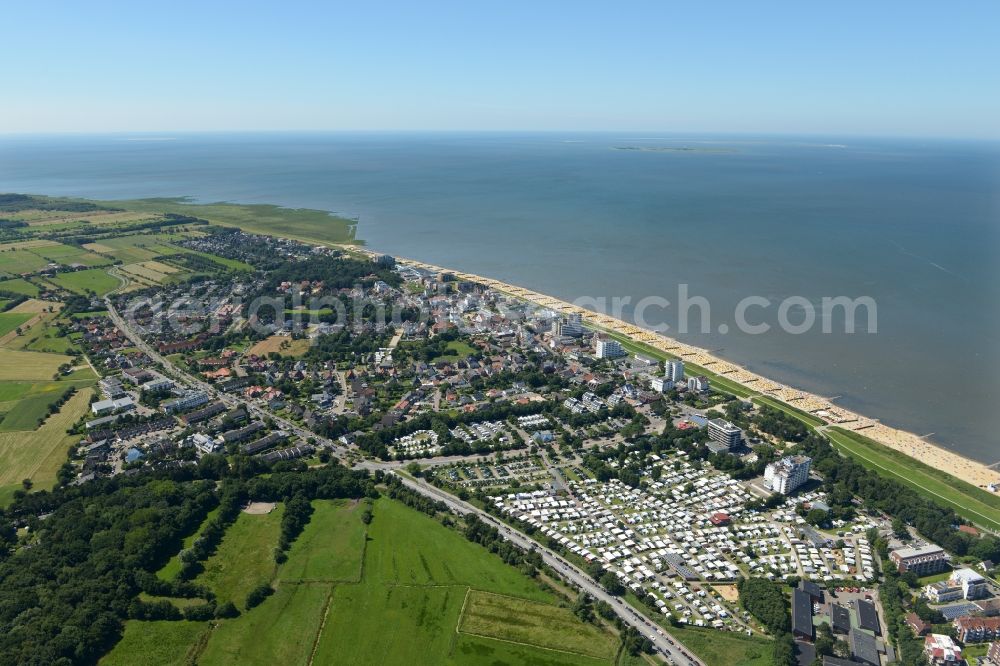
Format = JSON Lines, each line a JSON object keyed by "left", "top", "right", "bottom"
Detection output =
{"left": 707, "top": 418, "right": 742, "bottom": 449}
{"left": 890, "top": 545, "right": 949, "bottom": 575}
{"left": 764, "top": 455, "right": 811, "bottom": 494}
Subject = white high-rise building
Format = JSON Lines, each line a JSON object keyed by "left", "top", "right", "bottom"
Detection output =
{"left": 764, "top": 455, "right": 812, "bottom": 494}
{"left": 651, "top": 377, "right": 675, "bottom": 393}
{"left": 553, "top": 312, "right": 584, "bottom": 337}
{"left": 595, "top": 338, "right": 625, "bottom": 359}
{"left": 665, "top": 360, "right": 685, "bottom": 382}
{"left": 707, "top": 418, "right": 743, "bottom": 449}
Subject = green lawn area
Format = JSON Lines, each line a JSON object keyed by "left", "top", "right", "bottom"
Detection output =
{"left": 278, "top": 499, "right": 368, "bottom": 582}
{"left": 0, "top": 312, "right": 33, "bottom": 337}
{"left": 195, "top": 505, "right": 284, "bottom": 603}
{"left": 0, "top": 278, "right": 41, "bottom": 297}
{"left": 199, "top": 584, "right": 330, "bottom": 666}
{"left": 30, "top": 243, "right": 111, "bottom": 267}
{"left": 669, "top": 626, "right": 773, "bottom": 666}
{"left": 48, "top": 268, "right": 120, "bottom": 296}
{"left": 444, "top": 339, "right": 477, "bottom": 359}
{"left": 457, "top": 589, "right": 618, "bottom": 660}
{"left": 98, "top": 620, "right": 209, "bottom": 666}
{"left": 826, "top": 427, "right": 1000, "bottom": 532}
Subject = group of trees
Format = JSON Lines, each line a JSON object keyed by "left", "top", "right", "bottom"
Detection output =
{"left": 737, "top": 577, "right": 796, "bottom": 666}
{"left": 275, "top": 493, "right": 313, "bottom": 563}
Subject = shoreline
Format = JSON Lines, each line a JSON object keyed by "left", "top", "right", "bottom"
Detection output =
{"left": 346, "top": 247, "right": 1000, "bottom": 491}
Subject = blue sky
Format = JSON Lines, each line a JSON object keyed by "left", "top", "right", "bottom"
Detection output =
{"left": 2, "top": 1, "right": 998, "bottom": 137}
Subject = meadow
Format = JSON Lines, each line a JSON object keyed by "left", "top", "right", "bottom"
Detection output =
{"left": 0, "top": 388, "right": 92, "bottom": 506}
{"left": 667, "top": 626, "right": 774, "bottom": 666}
{"left": 0, "top": 278, "right": 40, "bottom": 296}
{"left": 0, "top": 312, "right": 32, "bottom": 337}
{"left": 98, "top": 620, "right": 209, "bottom": 666}
{"left": 0, "top": 348, "right": 71, "bottom": 380}
{"left": 48, "top": 268, "right": 121, "bottom": 296}
{"left": 195, "top": 505, "right": 285, "bottom": 604}
{"left": 457, "top": 589, "right": 618, "bottom": 660}
{"left": 113, "top": 497, "right": 622, "bottom": 666}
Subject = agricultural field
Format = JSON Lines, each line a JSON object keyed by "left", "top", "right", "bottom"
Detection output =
{"left": 0, "top": 312, "right": 32, "bottom": 337}
{"left": 120, "top": 260, "right": 184, "bottom": 284}
{"left": 0, "top": 278, "right": 41, "bottom": 296}
{"left": 195, "top": 504, "right": 285, "bottom": 604}
{"left": 0, "top": 383, "right": 77, "bottom": 432}
{"left": 48, "top": 268, "right": 120, "bottom": 296}
{"left": 457, "top": 590, "right": 618, "bottom": 661}
{"left": 0, "top": 388, "right": 92, "bottom": 506}
{"left": 0, "top": 348, "right": 71, "bottom": 380}
{"left": 98, "top": 620, "right": 209, "bottom": 666}
{"left": 0, "top": 247, "right": 51, "bottom": 274}
{"left": 104, "top": 197, "right": 359, "bottom": 245}
{"left": 28, "top": 243, "right": 111, "bottom": 267}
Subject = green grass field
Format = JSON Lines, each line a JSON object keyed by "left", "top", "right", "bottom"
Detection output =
{"left": 457, "top": 589, "right": 618, "bottom": 660}
{"left": 195, "top": 505, "right": 285, "bottom": 604}
{"left": 278, "top": 499, "right": 368, "bottom": 582}
{"left": 102, "top": 497, "right": 622, "bottom": 666}
{"left": 0, "top": 312, "right": 32, "bottom": 337}
{"left": 0, "top": 248, "right": 50, "bottom": 275}
{"left": 444, "top": 339, "right": 478, "bottom": 359}
{"left": 0, "top": 384, "right": 76, "bottom": 431}
{"left": 668, "top": 626, "right": 773, "bottom": 666}
{"left": 0, "top": 278, "right": 40, "bottom": 297}
{"left": 826, "top": 427, "right": 1000, "bottom": 531}
{"left": 0, "top": 388, "right": 92, "bottom": 506}
{"left": 0, "top": 348, "right": 71, "bottom": 380}
{"left": 199, "top": 584, "right": 331, "bottom": 665}
{"left": 48, "top": 268, "right": 120, "bottom": 296}
{"left": 105, "top": 197, "right": 359, "bottom": 245}
{"left": 98, "top": 620, "right": 209, "bottom": 666}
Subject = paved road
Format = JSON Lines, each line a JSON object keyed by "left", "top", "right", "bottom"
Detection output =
{"left": 105, "top": 297, "right": 350, "bottom": 458}
{"left": 391, "top": 472, "right": 703, "bottom": 666}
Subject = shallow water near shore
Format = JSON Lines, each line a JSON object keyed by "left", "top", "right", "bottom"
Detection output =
{"left": 1, "top": 132, "right": 998, "bottom": 464}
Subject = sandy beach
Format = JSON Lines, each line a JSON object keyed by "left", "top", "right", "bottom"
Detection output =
{"left": 372, "top": 251, "right": 1000, "bottom": 490}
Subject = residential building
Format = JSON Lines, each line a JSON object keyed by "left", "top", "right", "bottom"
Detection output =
{"left": 890, "top": 545, "right": 949, "bottom": 575}
{"left": 687, "top": 375, "right": 709, "bottom": 392}
{"left": 665, "top": 360, "right": 685, "bottom": 382}
{"left": 162, "top": 390, "right": 209, "bottom": 414}
{"left": 764, "top": 455, "right": 812, "bottom": 494}
{"left": 650, "top": 376, "right": 674, "bottom": 393}
{"left": 553, "top": 313, "right": 583, "bottom": 337}
{"left": 955, "top": 616, "right": 1000, "bottom": 643}
{"left": 91, "top": 396, "right": 135, "bottom": 416}
{"left": 595, "top": 338, "right": 625, "bottom": 359}
{"left": 987, "top": 641, "right": 1000, "bottom": 665}
{"left": 707, "top": 418, "right": 742, "bottom": 449}
{"left": 924, "top": 633, "right": 962, "bottom": 665}
{"left": 952, "top": 567, "right": 988, "bottom": 600}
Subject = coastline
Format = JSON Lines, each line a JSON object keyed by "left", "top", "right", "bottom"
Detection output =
{"left": 346, "top": 247, "right": 1000, "bottom": 491}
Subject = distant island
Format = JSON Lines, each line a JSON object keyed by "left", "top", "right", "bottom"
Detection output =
{"left": 613, "top": 145, "right": 737, "bottom": 153}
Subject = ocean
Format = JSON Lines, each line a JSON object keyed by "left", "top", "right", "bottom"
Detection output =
{"left": 1, "top": 132, "right": 997, "bottom": 463}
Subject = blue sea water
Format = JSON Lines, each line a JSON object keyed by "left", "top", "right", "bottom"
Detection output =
{"left": 1, "top": 132, "right": 997, "bottom": 464}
